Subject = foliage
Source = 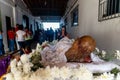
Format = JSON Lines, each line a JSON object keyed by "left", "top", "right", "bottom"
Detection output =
{"left": 30, "top": 51, "right": 44, "bottom": 71}
{"left": 110, "top": 67, "right": 120, "bottom": 76}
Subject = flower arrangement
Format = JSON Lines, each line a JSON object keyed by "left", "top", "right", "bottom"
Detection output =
{"left": 27, "top": 43, "right": 44, "bottom": 71}
{"left": 94, "top": 72, "right": 114, "bottom": 80}
{"left": 5, "top": 73, "right": 14, "bottom": 80}
{"left": 110, "top": 68, "right": 120, "bottom": 76}
{"left": 93, "top": 48, "right": 120, "bottom": 61}
{"left": 6, "top": 64, "right": 120, "bottom": 80}
{"left": 116, "top": 73, "right": 120, "bottom": 80}
{"left": 4, "top": 41, "right": 120, "bottom": 80}
{"left": 30, "top": 53, "right": 44, "bottom": 71}
{"left": 29, "top": 66, "right": 93, "bottom": 80}
{"left": 114, "top": 50, "right": 120, "bottom": 60}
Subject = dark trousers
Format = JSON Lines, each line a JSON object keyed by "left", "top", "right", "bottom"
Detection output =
{"left": 18, "top": 41, "right": 25, "bottom": 55}
{"left": 0, "top": 39, "right": 5, "bottom": 55}
{"left": 25, "top": 39, "right": 32, "bottom": 47}
{"left": 8, "top": 39, "right": 15, "bottom": 52}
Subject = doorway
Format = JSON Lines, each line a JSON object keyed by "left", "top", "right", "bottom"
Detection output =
{"left": 23, "top": 15, "right": 29, "bottom": 28}
{"left": 5, "top": 16, "right": 12, "bottom": 47}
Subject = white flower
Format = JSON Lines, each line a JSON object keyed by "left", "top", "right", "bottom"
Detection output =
{"left": 23, "top": 74, "right": 31, "bottom": 80}
{"left": 5, "top": 73, "right": 15, "bottom": 80}
{"left": 115, "top": 50, "right": 120, "bottom": 60}
{"left": 23, "top": 62, "right": 33, "bottom": 74}
{"left": 59, "top": 67, "right": 72, "bottom": 79}
{"left": 17, "top": 61, "right": 23, "bottom": 71}
{"left": 44, "top": 66, "right": 54, "bottom": 80}
{"left": 20, "top": 54, "right": 30, "bottom": 64}
{"left": 71, "top": 66, "right": 93, "bottom": 80}
{"left": 11, "top": 67, "right": 19, "bottom": 74}
{"left": 51, "top": 66, "right": 60, "bottom": 78}
{"left": 30, "top": 67, "right": 53, "bottom": 80}
{"left": 30, "top": 73, "right": 43, "bottom": 80}
{"left": 17, "top": 61, "right": 22, "bottom": 67}
{"left": 96, "top": 47, "right": 100, "bottom": 53}
{"left": 116, "top": 73, "right": 120, "bottom": 80}
{"left": 94, "top": 72, "right": 114, "bottom": 80}
{"left": 28, "top": 50, "right": 35, "bottom": 58}
{"left": 10, "top": 59, "right": 19, "bottom": 74}
{"left": 101, "top": 50, "right": 106, "bottom": 58}
{"left": 10, "top": 59, "right": 17, "bottom": 68}
{"left": 14, "top": 71, "right": 24, "bottom": 80}
{"left": 36, "top": 43, "right": 42, "bottom": 52}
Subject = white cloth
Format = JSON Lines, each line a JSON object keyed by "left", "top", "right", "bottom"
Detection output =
{"left": 16, "top": 30, "right": 25, "bottom": 41}
{"left": 63, "top": 54, "right": 120, "bottom": 73}
{"left": 91, "top": 53, "right": 105, "bottom": 63}
{"left": 41, "top": 37, "right": 72, "bottom": 63}
{"left": 41, "top": 51, "right": 120, "bottom": 73}
{"left": 41, "top": 37, "right": 120, "bottom": 73}
{"left": 64, "top": 53, "right": 120, "bottom": 73}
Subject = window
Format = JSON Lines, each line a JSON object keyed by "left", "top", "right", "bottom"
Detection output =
{"left": 71, "top": 5, "right": 79, "bottom": 26}
{"left": 99, "top": 0, "right": 120, "bottom": 21}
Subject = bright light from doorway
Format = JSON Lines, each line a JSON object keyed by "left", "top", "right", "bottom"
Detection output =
{"left": 43, "top": 22, "right": 60, "bottom": 31}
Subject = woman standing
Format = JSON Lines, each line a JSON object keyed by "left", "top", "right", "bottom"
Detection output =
{"left": 16, "top": 25, "right": 26, "bottom": 55}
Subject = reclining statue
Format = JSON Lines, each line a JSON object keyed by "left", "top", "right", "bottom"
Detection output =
{"left": 41, "top": 35, "right": 120, "bottom": 73}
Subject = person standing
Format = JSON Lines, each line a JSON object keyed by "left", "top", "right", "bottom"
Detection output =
{"left": 7, "top": 27, "right": 15, "bottom": 52}
{"left": 15, "top": 24, "right": 19, "bottom": 50}
{"left": 0, "top": 30, "right": 5, "bottom": 55}
{"left": 16, "top": 25, "right": 26, "bottom": 55}
{"left": 24, "top": 27, "right": 32, "bottom": 47}
{"left": 49, "top": 27, "right": 54, "bottom": 42}
{"left": 58, "top": 26, "right": 68, "bottom": 40}
{"left": 15, "top": 24, "right": 19, "bottom": 32}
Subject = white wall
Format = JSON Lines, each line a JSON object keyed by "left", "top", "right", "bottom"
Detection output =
{"left": 14, "top": 0, "right": 34, "bottom": 27}
{"left": 0, "top": 1, "right": 14, "bottom": 51}
{"left": 63, "top": 0, "right": 120, "bottom": 51}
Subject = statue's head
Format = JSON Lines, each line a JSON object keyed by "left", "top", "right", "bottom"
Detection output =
{"left": 65, "top": 35, "right": 96, "bottom": 62}
{"left": 78, "top": 35, "right": 96, "bottom": 56}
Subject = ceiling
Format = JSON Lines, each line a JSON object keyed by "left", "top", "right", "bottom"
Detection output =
{"left": 23, "top": 0, "right": 69, "bottom": 22}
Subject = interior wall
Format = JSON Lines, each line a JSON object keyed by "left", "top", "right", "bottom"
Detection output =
{"left": 0, "top": 1, "right": 14, "bottom": 51}
{"left": 64, "top": 0, "right": 120, "bottom": 51}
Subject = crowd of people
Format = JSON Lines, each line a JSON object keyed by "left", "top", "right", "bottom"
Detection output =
{"left": 33, "top": 26, "right": 68, "bottom": 43}
{"left": 0, "top": 24, "right": 68, "bottom": 56}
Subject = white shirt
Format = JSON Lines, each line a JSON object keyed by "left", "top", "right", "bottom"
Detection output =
{"left": 16, "top": 30, "right": 26, "bottom": 41}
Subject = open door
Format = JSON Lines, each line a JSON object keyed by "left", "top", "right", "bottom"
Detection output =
{"left": 23, "top": 15, "right": 29, "bottom": 28}
{"left": 5, "top": 16, "right": 12, "bottom": 47}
